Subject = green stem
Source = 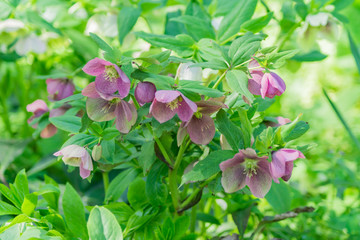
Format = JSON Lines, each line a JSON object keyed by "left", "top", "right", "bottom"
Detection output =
{"left": 102, "top": 171, "right": 109, "bottom": 193}
{"left": 212, "top": 70, "right": 228, "bottom": 89}
{"left": 190, "top": 204, "right": 197, "bottom": 232}
{"left": 169, "top": 137, "right": 190, "bottom": 213}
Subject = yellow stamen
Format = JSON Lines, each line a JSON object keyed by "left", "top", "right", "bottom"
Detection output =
{"left": 244, "top": 159, "right": 258, "bottom": 178}
{"left": 104, "top": 65, "right": 119, "bottom": 82}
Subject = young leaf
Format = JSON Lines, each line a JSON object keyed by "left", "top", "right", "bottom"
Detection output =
{"left": 226, "top": 70, "right": 254, "bottom": 103}
{"left": 49, "top": 115, "right": 81, "bottom": 133}
{"left": 292, "top": 50, "right": 327, "bottom": 62}
{"left": 145, "top": 161, "right": 168, "bottom": 206}
{"left": 241, "top": 12, "right": 274, "bottom": 33}
{"left": 62, "top": 183, "right": 88, "bottom": 240}
{"left": 127, "top": 178, "right": 147, "bottom": 210}
{"left": 0, "top": 201, "right": 21, "bottom": 216}
{"left": 21, "top": 193, "right": 37, "bottom": 216}
{"left": 216, "top": 110, "right": 244, "bottom": 151}
{"left": 171, "top": 16, "right": 215, "bottom": 41}
{"left": 118, "top": 7, "right": 141, "bottom": 44}
{"left": 87, "top": 206, "right": 123, "bottom": 240}
{"left": 178, "top": 80, "right": 223, "bottom": 98}
{"left": 14, "top": 169, "right": 29, "bottom": 203}
{"left": 138, "top": 141, "right": 156, "bottom": 175}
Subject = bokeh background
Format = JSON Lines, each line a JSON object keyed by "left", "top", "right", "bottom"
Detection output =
{"left": 0, "top": 0, "right": 359, "bottom": 239}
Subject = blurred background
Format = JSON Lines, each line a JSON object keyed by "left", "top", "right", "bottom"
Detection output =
{"left": 0, "top": 0, "right": 359, "bottom": 239}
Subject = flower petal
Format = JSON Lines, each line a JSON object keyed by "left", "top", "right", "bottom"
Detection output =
{"left": 115, "top": 65, "right": 131, "bottom": 98}
{"left": 54, "top": 145, "right": 86, "bottom": 158}
{"left": 115, "top": 101, "right": 137, "bottom": 133}
{"left": 155, "top": 90, "right": 181, "bottom": 103}
{"left": 176, "top": 94, "right": 197, "bottom": 122}
{"left": 95, "top": 72, "right": 119, "bottom": 94}
{"left": 82, "top": 82, "right": 101, "bottom": 99}
{"left": 82, "top": 57, "right": 112, "bottom": 76}
{"left": 177, "top": 123, "right": 187, "bottom": 146}
{"left": 248, "top": 72, "right": 263, "bottom": 96}
{"left": 135, "top": 82, "right": 156, "bottom": 106}
{"left": 282, "top": 162, "right": 294, "bottom": 181}
{"left": 26, "top": 100, "right": 48, "bottom": 116}
{"left": 219, "top": 153, "right": 245, "bottom": 171}
{"left": 150, "top": 99, "right": 176, "bottom": 123}
{"left": 221, "top": 163, "right": 247, "bottom": 193}
{"left": 246, "top": 160, "right": 272, "bottom": 198}
{"left": 186, "top": 115, "right": 215, "bottom": 145}
{"left": 86, "top": 97, "right": 116, "bottom": 122}
{"left": 40, "top": 124, "right": 57, "bottom": 138}
{"left": 270, "top": 152, "right": 286, "bottom": 179}
{"left": 79, "top": 165, "right": 91, "bottom": 179}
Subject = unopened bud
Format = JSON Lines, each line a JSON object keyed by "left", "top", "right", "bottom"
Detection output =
{"left": 92, "top": 144, "right": 102, "bottom": 161}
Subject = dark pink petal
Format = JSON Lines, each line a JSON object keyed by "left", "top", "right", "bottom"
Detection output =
{"left": 86, "top": 98, "right": 116, "bottom": 122}
{"left": 135, "top": 82, "right": 156, "bottom": 106}
{"left": 150, "top": 99, "right": 176, "bottom": 123}
{"left": 155, "top": 90, "right": 181, "bottom": 103}
{"left": 82, "top": 57, "right": 112, "bottom": 76}
{"left": 260, "top": 74, "right": 269, "bottom": 99}
{"left": 279, "top": 149, "right": 305, "bottom": 162}
{"left": 115, "top": 65, "right": 131, "bottom": 99}
{"left": 40, "top": 124, "right": 57, "bottom": 138}
{"left": 115, "top": 101, "right": 137, "bottom": 133}
{"left": 46, "top": 79, "right": 62, "bottom": 95}
{"left": 49, "top": 106, "right": 68, "bottom": 118}
{"left": 282, "top": 162, "right": 294, "bottom": 181}
{"left": 176, "top": 94, "right": 197, "bottom": 122}
{"left": 246, "top": 159, "right": 272, "bottom": 198}
{"left": 177, "top": 123, "right": 187, "bottom": 146}
{"left": 26, "top": 99, "right": 48, "bottom": 117}
{"left": 221, "top": 163, "right": 247, "bottom": 193}
{"left": 57, "top": 81, "right": 75, "bottom": 100}
{"left": 186, "top": 115, "right": 215, "bottom": 145}
{"left": 95, "top": 72, "right": 119, "bottom": 95}
{"left": 82, "top": 82, "right": 101, "bottom": 99}
{"left": 248, "top": 71, "right": 263, "bottom": 96}
{"left": 270, "top": 152, "right": 286, "bottom": 180}
{"left": 219, "top": 153, "right": 245, "bottom": 171}
{"left": 261, "top": 73, "right": 286, "bottom": 99}
{"left": 269, "top": 72, "right": 286, "bottom": 95}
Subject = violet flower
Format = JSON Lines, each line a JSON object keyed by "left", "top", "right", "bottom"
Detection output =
{"left": 248, "top": 60, "right": 286, "bottom": 99}
{"left": 54, "top": 145, "right": 93, "bottom": 179}
{"left": 177, "top": 98, "right": 226, "bottom": 145}
{"left": 135, "top": 82, "right": 156, "bottom": 106}
{"left": 46, "top": 78, "right": 75, "bottom": 101}
{"left": 150, "top": 90, "right": 197, "bottom": 123}
{"left": 220, "top": 148, "right": 272, "bottom": 198}
{"left": 270, "top": 149, "right": 305, "bottom": 183}
{"left": 82, "top": 58, "right": 130, "bottom": 97}
{"left": 82, "top": 82, "right": 137, "bottom": 134}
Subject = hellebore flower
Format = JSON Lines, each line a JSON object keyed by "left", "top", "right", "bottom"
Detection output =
{"left": 46, "top": 78, "right": 75, "bottom": 101}
{"left": 220, "top": 148, "right": 272, "bottom": 198}
{"left": 248, "top": 60, "right": 286, "bottom": 99}
{"left": 176, "top": 62, "right": 202, "bottom": 81}
{"left": 54, "top": 145, "right": 93, "bottom": 179}
{"left": 270, "top": 149, "right": 305, "bottom": 183}
{"left": 135, "top": 82, "right": 156, "bottom": 106}
{"left": 177, "top": 98, "right": 226, "bottom": 145}
{"left": 82, "top": 82, "right": 137, "bottom": 133}
{"left": 26, "top": 99, "right": 49, "bottom": 124}
{"left": 82, "top": 58, "right": 130, "bottom": 97}
{"left": 150, "top": 90, "right": 197, "bottom": 123}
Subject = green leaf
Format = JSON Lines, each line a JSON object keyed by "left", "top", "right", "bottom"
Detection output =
{"left": 138, "top": 141, "right": 156, "bottom": 175}
{"left": 196, "top": 213, "right": 220, "bottom": 225}
{"left": 64, "top": 29, "right": 98, "bottom": 61}
{"left": 217, "top": 0, "right": 258, "bottom": 43}
{"left": 14, "top": 169, "right": 29, "bottom": 203}
{"left": 348, "top": 31, "right": 360, "bottom": 75}
{"left": 145, "top": 161, "right": 168, "bottom": 206}
{"left": 182, "top": 150, "right": 235, "bottom": 184}
{"left": 232, "top": 204, "right": 253, "bottom": 238}
{"left": 49, "top": 115, "right": 81, "bottom": 133}
{"left": 241, "top": 12, "right": 273, "bottom": 33}
{"left": 267, "top": 49, "right": 299, "bottom": 68}
{"left": 265, "top": 180, "right": 291, "bottom": 213}
{"left": 165, "top": 10, "right": 186, "bottom": 36}
{"left": 0, "top": 184, "right": 21, "bottom": 209}
{"left": 103, "top": 202, "right": 134, "bottom": 225}
{"left": 216, "top": 110, "right": 244, "bottom": 151}
{"left": 25, "top": 10, "right": 62, "bottom": 35}
{"left": 226, "top": 70, "right": 254, "bottom": 103}
{"left": 174, "top": 215, "right": 190, "bottom": 240}
{"left": 89, "top": 32, "right": 113, "bottom": 53}
{"left": 292, "top": 50, "right": 327, "bottom": 62}
{"left": 62, "top": 183, "right": 88, "bottom": 240}
{"left": 87, "top": 206, "right": 123, "bottom": 240}
{"left": 229, "top": 32, "right": 266, "bottom": 66}
{"left": 283, "top": 121, "right": 309, "bottom": 142}
{"left": 0, "top": 201, "right": 21, "bottom": 216}
{"left": 171, "top": 16, "right": 215, "bottom": 41}
{"left": 21, "top": 193, "right": 37, "bottom": 216}
{"left": 118, "top": 7, "right": 141, "bottom": 44}
{"left": 0, "top": 214, "right": 32, "bottom": 234}
{"left": 62, "top": 134, "right": 98, "bottom": 148}
{"left": 294, "top": 1, "right": 308, "bottom": 20}
{"left": 105, "top": 168, "right": 140, "bottom": 203}
{"left": 127, "top": 178, "right": 147, "bottom": 210}
{"left": 161, "top": 217, "right": 175, "bottom": 240}
{"left": 178, "top": 81, "right": 223, "bottom": 98}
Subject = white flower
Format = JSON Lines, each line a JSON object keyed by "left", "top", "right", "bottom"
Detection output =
{"left": 177, "top": 62, "right": 202, "bottom": 81}
{"left": 0, "top": 19, "right": 24, "bottom": 33}
{"left": 85, "top": 14, "right": 118, "bottom": 37}
{"left": 306, "top": 12, "right": 329, "bottom": 27}
{"left": 14, "top": 34, "right": 47, "bottom": 55}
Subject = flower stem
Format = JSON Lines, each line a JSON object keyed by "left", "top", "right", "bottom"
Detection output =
{"left": 212, "top": 70, "right": 228, "bottom": 89}
{"left": 190, "top": 204, "right": 197, "bottom": 232}
{"left": 102, "top": 171, "right": 109, "bottom": 193}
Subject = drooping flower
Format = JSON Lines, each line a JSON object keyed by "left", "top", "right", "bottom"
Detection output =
{"left": 150, "top": 90, "right": 197, "bottom": 123}
{"left": 54, "top": 145, "right": 93, "bottom": 179}
{"left": 46, "top": 78, "right": 75, "bottom": 101}
{"left": 177, "top": 98, "right": 226, "bottom": 145}
{"left": 248, "top": 60, "right": 286, "bottom": 99}
{"left": 135, "top": 82, "right": 156, "bottom": 106}
{"left": 220, "top": 148, "right": 272, "bottom": 198}
{"left": 176, "top": 62, "right": 202, "bottom": 81}
{"left": 82, "top": 82, "right": 137, "bottom": 133}
{"left": 270, "top": 149, "right": 305, "bottom": 183}
{"left": 26, "top": 99, "right": 49, "bottom": 124}
{"left": 82, "top": 58, "right": 130, "bottom": 97}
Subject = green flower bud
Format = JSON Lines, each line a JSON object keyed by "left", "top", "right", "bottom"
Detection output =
{"left": 92, "top": 144, "right": 102, "bottom": 161}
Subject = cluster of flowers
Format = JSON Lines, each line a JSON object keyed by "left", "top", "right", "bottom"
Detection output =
{"left": 28, "top": 57, "right": 304, "bottom": 197}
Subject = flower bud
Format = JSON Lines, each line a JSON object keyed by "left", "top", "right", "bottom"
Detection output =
{"left": 92, "top": 144, "right": 102, "bottom": 161}
{"left": 135, "top": 82, "right": 156, "bottom": 106}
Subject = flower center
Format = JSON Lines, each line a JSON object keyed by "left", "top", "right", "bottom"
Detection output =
{"left": 244, "top": 159, "right": 258, "bottom": 178}
{"left": 104, "top": 65, "right": 119, "bottom": 82}
{"left": 194, "top": 112, "right": 202, "bottom": 119}
{"left": 63, "top": 157, "right": 81, "bottom": 167}
{"left": 166, "top": 96, "right": 183, "bottom": 110}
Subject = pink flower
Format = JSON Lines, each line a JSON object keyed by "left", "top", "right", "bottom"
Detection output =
{"left": 82, "top": 82, "right": 137, "bottom": 134}
{"left": 150, "top": 90, "right": 197, "bottom": 123}
{"left": 82, "top": 58, "right": 130, "bottom": 97}
{"left": 46, "top": 78, "right": 75, "bottom": 101}
{"left": 177, "top": 98, "right": 226, "bottom": 145}
{"left": 265, "top": 116, "right": 291, "bottom": 127}
{"left": 220, "top": 148, "right": 272, "bottom": 198}
{"left": 26, "top": 99, "right": 48, "bottom": 124}
{"left": 135, "top": 82, "right": 156, "bottom": 106}
{"left": 270, "top": 149, "right": 305, "bottom": 183}
{"left": 54, "top": 145, "right": 93, "bottom": 179}
{"left": 248, "top": 60, "right": 286, "bottom": 99}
